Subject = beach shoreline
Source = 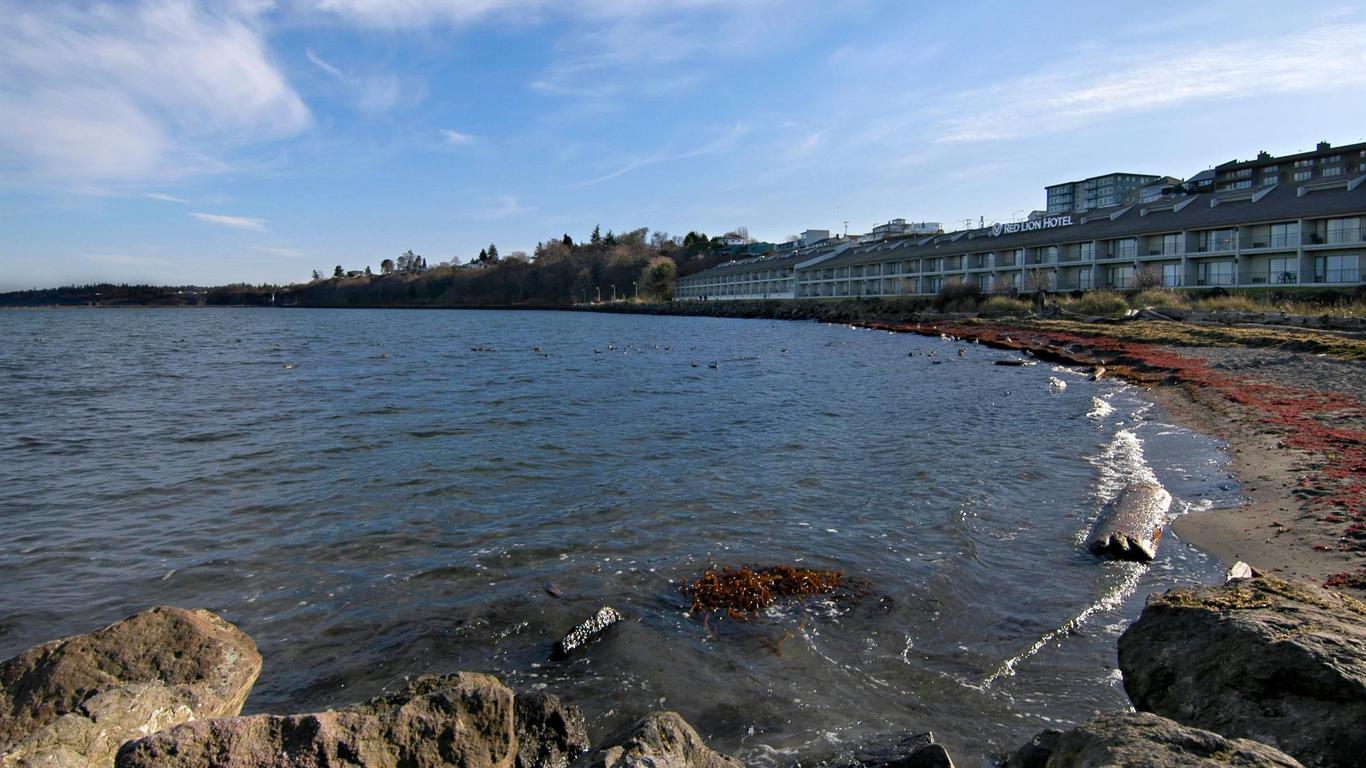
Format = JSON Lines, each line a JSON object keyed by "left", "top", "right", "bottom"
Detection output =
{"left": 589, "top": 299, "right": 1366, "bottom": 592}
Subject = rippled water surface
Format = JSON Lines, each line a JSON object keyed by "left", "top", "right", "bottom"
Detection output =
{"left": 0, "top": 308, "right": 1233, "bottom": 765}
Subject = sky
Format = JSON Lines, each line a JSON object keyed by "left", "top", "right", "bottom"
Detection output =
{"left": 2, "top": 0, "right": 1365, "bottom": 290}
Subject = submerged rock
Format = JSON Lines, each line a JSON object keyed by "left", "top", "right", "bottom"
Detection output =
{"left": 1118, "top": 577, "right": 1366, "bottom": 768}
{"left": 1086, "top": 482, "right": 1171, "bottom": 561}
{"left": 1003, "top": 728, "right": 1061, "bottom": 768}
{"left": 551, "top": 607, "right": 625, "bottom": 660}
{"left": 850, "top": 731, "right": 955, "bottom": 768}
{"left": 116, "top": 672, "right": 516, "bottom": 768}
{"left": 574, "top": 711, "right": 741, "bottom": 768}
{"left": 515, "top": 692, "right": 590, "bottom": 768}
{"left": 0, "top": 606, "right": 261, "bottom": 768}
{"left": 1044, "top": 712, "right": 1304, "bottom": 767}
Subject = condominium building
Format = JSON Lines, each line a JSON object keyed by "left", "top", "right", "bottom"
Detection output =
{"left": 1212, "top": 140, "right": 1366, "bottom": 192}
{"left": 675, "top": 171, "right": 1365, "bottom": 300}
{"left": 865, "top": 218, "right": 942, "bottom": 241}
{"left": 1046, "top": 173, "right": 1165, "bottom": 213}
{"left": 675, "top": 238, "right": 856, "bottom": 301}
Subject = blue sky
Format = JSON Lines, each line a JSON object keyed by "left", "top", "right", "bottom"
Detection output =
{"left": 2, "top": 0, "right": 1365, "bottom": 290}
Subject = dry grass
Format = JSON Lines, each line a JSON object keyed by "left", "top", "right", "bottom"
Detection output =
{"left": 1061, "top": 290, "right": 1129, "bottom": 317}
{"left": 1130, "top": 289, "right": 1191, "bottom": 310}
{"left": 978, "top": 296, "right": 1033, "bottom": 317}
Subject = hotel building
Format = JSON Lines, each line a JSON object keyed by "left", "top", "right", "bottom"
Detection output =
{"left": 676, "top": 157, "right": 1365, "bottom": 300}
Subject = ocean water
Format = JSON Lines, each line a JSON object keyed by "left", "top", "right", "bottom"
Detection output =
{"left": 0, "top": 308, "right": 1233, "bottom": 765}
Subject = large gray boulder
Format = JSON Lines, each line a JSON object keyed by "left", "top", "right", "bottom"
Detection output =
{"left": 0, "top": 606, "right": 261, "bottom": 768}
{"left": 574, "top": 712, "right": 741, "bottom": 768}
{"left": 514, "top": 692, "right": 589, "bottom": 768}
{"left": 1118, "top": 577, "right": 1366, "bottom": 768}
{"left": 1043, "top": 712, "right": 1304, "bottom": 767}
{"left": 115, "top": 672, "right": 516, "bottom": 768}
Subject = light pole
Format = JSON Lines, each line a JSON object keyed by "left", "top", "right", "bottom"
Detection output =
{"left": 595, "top": 286, "right": 601, "bottom": 302}
{"left": 611, "top": 284, "right": 616, "bottom": 302}
{"left": 633, "top": 281, "right": 638, "bottom": 299}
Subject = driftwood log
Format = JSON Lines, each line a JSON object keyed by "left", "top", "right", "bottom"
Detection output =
{"left": 1087, "top": 482, "right": 1172, "bottom": 562}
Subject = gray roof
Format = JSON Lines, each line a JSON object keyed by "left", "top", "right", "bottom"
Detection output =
{"left": 815, "top": 180, "right": 1366, "bottom": 270}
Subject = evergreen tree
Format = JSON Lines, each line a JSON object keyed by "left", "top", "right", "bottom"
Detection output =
{"left": 562, "top": 233, "right": 573, "bottom": 248}
{"left": 333, "top": 265, "right": 344, "bottom": 278}
{"left": 590, "top": 225, "right": 602, "bottom": 245}
{"left": 603, "top": 230, "right": 618, "bottom": 246}
{"left": 478, "top": 248, "right": 488, "bottom": 264}
{"left": 487, "top": 243, "right": 499, "bottom": 262}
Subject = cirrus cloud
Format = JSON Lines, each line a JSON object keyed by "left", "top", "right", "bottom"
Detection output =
{"left": 0, "top": 0, "right": 310, "bottom": 186}
{"left": 190, "top": 211, "right": 269, "bottom": 231}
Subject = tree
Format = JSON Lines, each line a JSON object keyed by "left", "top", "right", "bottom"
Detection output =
{"left": 311, "top": 269, "right": 323, "bottom": 281}
{"left": 1134, "top": 264, "right": 1165, "bottom": 290}
{"left": 486, "top": 243, "right": 499, "bottom": 263}
{"left": 365, "top": 265, "right": 373, "bottom": 276}
{"left": 506, "top": 250, "right": 529, "bottom": 263}
{"left": 590, "top": 225, "right": 602, "bottom": 245}
{"left": 562, "top": 233, "right": 574, "bottom": 248}
{"left": 333, "top": 265, "right": 344, "bottom": 278}
{"left": 478, "top": 248, "right": 488, "bottom": 264}
{"left": 603, "top": 230, "right": 618, "bottom": 246}
{"left": 380, "top": 258, "right": 394, "bottom": 274}
{"left": 640, "top": 256, "right": 677, "bottom": 301}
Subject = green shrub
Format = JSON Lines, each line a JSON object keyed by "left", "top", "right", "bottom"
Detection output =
{"left": 978, "top": 296, "right": 1032, "bottom": 317}
{"left": 1065, "top": 290, "right": 1129, "bottom": 316}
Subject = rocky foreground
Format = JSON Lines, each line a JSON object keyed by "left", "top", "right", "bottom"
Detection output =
{"left": 3, "top": 573, "right": 1365, "bottom": 767}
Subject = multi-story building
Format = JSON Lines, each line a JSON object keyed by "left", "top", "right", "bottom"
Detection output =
{"left": 1046, "top": 173, "right": 1166, "bottom": 213}
{"left": 865, "top": 218, "right": 942, "bottom": 241}
{"left": 675, "top": 171, "right": 1365, "bottom": 300}
{"left": 1213, "top": 140, "right": 1366, "bottom": 192}
{"left": 675, "top": 238, "right": 856, "bottom": 301}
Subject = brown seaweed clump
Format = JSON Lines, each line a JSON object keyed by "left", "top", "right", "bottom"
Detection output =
{"left": 689, "top": 565, "right": 847, "bottom": 619}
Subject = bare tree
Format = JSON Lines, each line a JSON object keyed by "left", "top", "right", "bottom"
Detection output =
{"left": 1023, "top": 268, "right": 1054, "bottom": 293}
{"left": 1134, "top": 264, "right": 1165, "bottom": 290}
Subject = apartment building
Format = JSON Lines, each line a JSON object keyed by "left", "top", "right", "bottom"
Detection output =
{"left": 1212, "top": 140, "right": 1366, "bottom": 192}
{"left": 1046, "top": 173, "right": 1165, "bottom": 213}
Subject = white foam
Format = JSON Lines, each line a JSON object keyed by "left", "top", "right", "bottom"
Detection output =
{"left": 1087, "top": 396, "right": 1115, "bottom": 420}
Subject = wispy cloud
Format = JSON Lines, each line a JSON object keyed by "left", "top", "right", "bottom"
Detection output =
{"left": 441, "top": 129, "right": 479, "bottom": 146}
{"left": 0, "top": 0, "right": 309, "bottom": 185}
{"left": 305, "top": 46, "right": 410, "bottom": 114}
{"left": 937, "top": 23, "right": 1366, "bottom": 142}
{"left": 578, "top": 122, "right": 749, "bottom": 187}
{"left": 146, "top": 192, "right": 193, "bottom": 203}
{"left": 249, "top": 245, "right": 306, "bottom": 259}
{"left": 190, "top": 211, "right": 268, "bottom": 231}
{"left": 462, "top": 194, "right": 532, "bottom": 219}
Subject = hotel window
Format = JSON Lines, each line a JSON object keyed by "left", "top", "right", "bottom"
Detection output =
{"left": 1322, "top": 166, "right": 1343, "bottom": 177}
{"left": 1162, "top": 263, "right": 1181, "bottom": 287}
{"left": 1228, "top": 168, "right": 1253, "bottom": 179}
{"left": 1212, "top": 229, "right": 1236, "bottom": 251}
{"left": 1079, "top": 242, "right": 1095, "bottom": 260}
{"left": 1112, "top": 239, "right": 1137, "bottom": 259}
{"left": 1294, "top": 159, "right": 1313, "bottom": 168}
{"left": 1326, "top": 217, "right": 1362, "bottom": 244}
{"left": 1268, "top": 256, "right": 1297, "bottom": 284}
{"left": 1268, "top": 222, "right": 1299, "bottom": 248}
{"left": 1325, "top": 155, "right": 1341, "bottom": 162}
{"left": 1315, "top": 253, "right": 1360, "bottom": 283}
{"left": 1160, "top": 233, "right": 1181, "bottom": 255}
{"left": 1262, "top": 165, "right": 1279, "bottom": 173}
{"left": 1198, "top": 260, "right": 1235, "bottom": 286}
{"left": 1076, "top": 267, "right": 1092, "bottom": 289}
{"left": 1261, "top": 175, "right": 1279, "bottom": 186}
{"left": 1106, "top": 265, "right": 1135, "bottom": 289}
{"left": 1294, "top": 170, "right": 1312, "bottom": 182}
